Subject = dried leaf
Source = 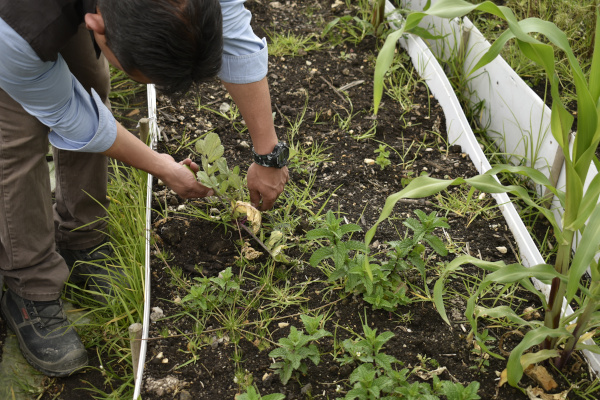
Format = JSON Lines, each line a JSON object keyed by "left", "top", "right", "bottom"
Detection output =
{"left": 526, "top": 386, "right": 569, "bottom": 400}
{"left": 524, "top": 365, "right": 558, "bottom": 391}
{"left": 498, "top": 368, "right": 508, "bottom": 387}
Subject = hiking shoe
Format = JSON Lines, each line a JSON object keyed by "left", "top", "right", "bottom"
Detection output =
{"left": 58, "top": 239, "right": 124, "bottom": 301}
{"left": 1, "top": 289, "right": 88, "bottom": 377}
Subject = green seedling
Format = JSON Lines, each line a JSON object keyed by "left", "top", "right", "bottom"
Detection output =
{"left": 386, "top": 210, "right": 449, "bottom": 281}
{"left": 194, "top": 132, "right": 243, "bottom": 200}
{"left": 268, "top": 316, "right": 332, "bottom": 385}
{"left": 307, "top": 210, "right": 368, "bottom": 281}
{"left": 182, "top": 267, "right": 240, "bottom": 312}
{"left": 374, "top": 144, "right": 391, "bottom": 170}
{"left": 340, "top": 323, "right": 398, "bottom": 373}
{"left": 236, "top": 386, "right": 285, "bottom": 400}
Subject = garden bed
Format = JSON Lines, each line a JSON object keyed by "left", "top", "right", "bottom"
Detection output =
{"left": 139, "top": 1, "right": 590, "bottom": 399}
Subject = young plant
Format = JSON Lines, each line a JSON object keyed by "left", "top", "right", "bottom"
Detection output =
{"left": 340, "top": 322, "right": 399, "bottom": 373}
{"left": 374, "top": 144, "right": 391, "bottom": 170}
{"left": 307, "top": 210, "right": 368, "bottom": 281}
{"left": 372, "top": 0, "right": 600, "bottom": 388}
{"left": 193, "top": 132, "right": 263, "bottom": 235}
{"left": 385, "top": 209, "right": 449, "bottom": 281}
{"left": 182, "top": 267, "right": 240, "bottom": 312}
{"left": 194, "top": 131, "right": 243, "bottom": 201}
{"left": 236, "top": 386, "right": 284, "bottom": 400}
{"left": 268, "top": 316, "right": 332, "bottom": 385}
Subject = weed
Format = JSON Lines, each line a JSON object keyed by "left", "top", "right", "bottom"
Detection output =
{"left": 373, "top": 144, "right": 391, "bottom": 170}
{"left": 268, "top": 316, "right": 332, "bottom": 385}
{"left": 266, "top": 31, "right": 321, "bottom": 57}
{"left": 236, "top": 386, "right": 285, "bottom": 400}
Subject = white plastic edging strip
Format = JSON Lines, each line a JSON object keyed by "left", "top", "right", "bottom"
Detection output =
{"left": 133, "top": 83, "right": 158, "bottom": 400}
{"left": 386, "top": 1, "right": 600, "bottom": 376}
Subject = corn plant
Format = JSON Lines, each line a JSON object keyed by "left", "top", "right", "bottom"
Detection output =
{"left": 371, "top": 0, "right": 600, "bottom": 388}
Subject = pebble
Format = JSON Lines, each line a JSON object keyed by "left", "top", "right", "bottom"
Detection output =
{"left": 150, "top": 306, "right": 164, "bottom": 322}
{"left": 180, "top": 391, "right": 193, "bottom": 400}
{"left": 219, "top": 102, "right": 231, "bottom": 114}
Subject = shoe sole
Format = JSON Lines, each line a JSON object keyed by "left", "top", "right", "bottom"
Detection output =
{"left": 1, "top": 294, "right": 88, "bottom": 377}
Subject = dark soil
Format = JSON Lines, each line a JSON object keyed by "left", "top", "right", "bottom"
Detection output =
{"left": 24, "top": 1, "right": 594, "bottom": 399}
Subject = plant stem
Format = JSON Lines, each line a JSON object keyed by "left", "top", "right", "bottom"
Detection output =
{"left": 543, "top": 232, "right": 573, "bottom": 349}
{"left": 555, "top": 282, "right": 600, "bottom": 369}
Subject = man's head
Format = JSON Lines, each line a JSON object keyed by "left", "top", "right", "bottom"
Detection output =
{"left": 86, "top": 0, "right": 223, "bottom": 95}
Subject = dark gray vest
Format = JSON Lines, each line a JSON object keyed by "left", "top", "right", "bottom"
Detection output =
{"left": 0, "top": 0, "right": 96, "bottom": 62}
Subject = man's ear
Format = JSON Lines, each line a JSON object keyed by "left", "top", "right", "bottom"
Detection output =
{"left": 84, "top": 12, "right": 105, "bottom": 34}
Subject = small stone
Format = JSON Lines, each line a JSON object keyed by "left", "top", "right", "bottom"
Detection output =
{"left": 219, "top": 102, "right": 231, "bottom": 114}
{"left": 180, "top": 390, "right": 193, "bottom": 400}
{"left": 150, "top": 307, "right": 164, "bottom": 322}
{"left": 496, "top": 246, "right": 508, "bottom": 254}
{"left": 278, "top": 322, "right": 289, "bottom": 328}
{"left": 269, "top": 1, "right": 282, "bottom": 8}
{"left": 364, "top": 158, "right": 375, "bottom": 165}
{"left": 301, "top": 383, "right": 313, "bottom": 395}
{"left": 523, "top": 306, "right": 541, "bottom": 320}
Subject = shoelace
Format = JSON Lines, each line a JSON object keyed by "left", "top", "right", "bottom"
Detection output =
{"left": 29, "top": 300, "right": 66, "bottom": 329}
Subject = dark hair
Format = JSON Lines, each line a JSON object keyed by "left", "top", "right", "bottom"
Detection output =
{"left": 99, "top": 0, "right": 223, "bottom": 95}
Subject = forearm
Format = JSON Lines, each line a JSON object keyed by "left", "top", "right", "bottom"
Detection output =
{"left": 101, "top": 122, "right": 167, "bottom": 177}
{"left": 222, "top": 77, "right": 280, "bottom": 154}
{"left": 101, "top": 122, "right": 213, "bottom": 199}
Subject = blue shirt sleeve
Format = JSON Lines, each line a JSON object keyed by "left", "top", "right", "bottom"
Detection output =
{"left": 0, "top": 17, "right": 116, "bottom": 153}
{"left": 218, "top": 0, "right": 269, "bottom": 84}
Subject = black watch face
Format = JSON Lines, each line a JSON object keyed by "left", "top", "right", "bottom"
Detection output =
{"left": 254, "top": 143, "right": 289, "bottom": 167}
{"left": 278, "top": 146, "right": 290, "bottom": 167}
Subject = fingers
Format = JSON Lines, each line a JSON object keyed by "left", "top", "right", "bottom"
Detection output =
{"left": 180, "top": 158, "right": 200, "bottom": 174}
{"left": 249, "top": 188, "right": 261, "bottom": 210}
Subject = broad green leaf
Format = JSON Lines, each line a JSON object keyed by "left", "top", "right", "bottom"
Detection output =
{"left": 566, "top": 204, "right": 600, "bottom": 301}
{"left": 519, "top": 349, "right": 560, "bottom": 369}
{"left": 345, "top": 240, "right": 369, "bottom": 253}
{"left": 340, "top": 223, "right": 363, "bottom": 236}
{"left": 506, "top": 326, "right": 569, "bottom": 386}
{"left": 569, "top": 171, "right": 600, "bottom": 231}
{"left": 590, "top": 6, "right": 600, "bottom": 103}
{"left": 205, "top": 132, "right": 225, "bottom": 163}
{"left": 374, "top": 29, "right": 405, "bottom": 114}
{"left": 473, "top": 305, "right": 535, "bottom": 328}
{"left": 484, "top": 263, "right": 562, "bottom": 285}
{"left": 309, "top": 246, "right": 333, "bottom": 267}
{"left": 366, "top": 176, "right": 458, "bottom": 245}
{"left": 305, "top": 228, "right": 333, "bottom": 240}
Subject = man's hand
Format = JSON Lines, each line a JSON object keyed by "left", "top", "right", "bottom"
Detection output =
{"left": 247, "top": 163, "right": 289, "bottom": 210}
{"left": 158, "top": 154, "right": 214, "bottom": 199}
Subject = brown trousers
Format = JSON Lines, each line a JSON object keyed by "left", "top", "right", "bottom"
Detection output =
{"left": 0, "top": 26, "right": 111, "bottom": 301}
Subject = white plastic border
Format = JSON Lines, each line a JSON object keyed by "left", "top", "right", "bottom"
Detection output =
{"left": 386, "top": 0, "right": 600, "bottom": 376}
{"left": 133, "top": 83, "right": 159, "bottom": 400}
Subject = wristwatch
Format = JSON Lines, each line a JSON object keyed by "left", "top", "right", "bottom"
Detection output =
{"left": 252, "top": 142, "right": 290, "bottom": 168}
